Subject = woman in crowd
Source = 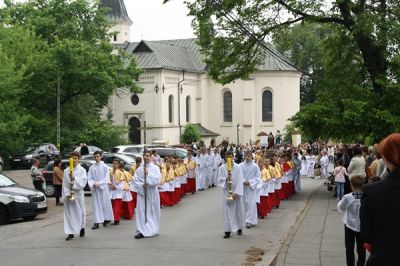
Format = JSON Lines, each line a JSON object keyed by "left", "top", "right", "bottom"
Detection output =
{"left": 360, "top": 133, "right": 400, "bottom": 265}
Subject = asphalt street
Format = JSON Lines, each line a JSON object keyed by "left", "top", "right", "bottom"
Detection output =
{"left": 1, "top": 169, "right": 323, "bottom": 266}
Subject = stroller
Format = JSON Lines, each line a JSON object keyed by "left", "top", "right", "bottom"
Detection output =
{"left": 324, "top": 172, "right": 335, "bottom": 192}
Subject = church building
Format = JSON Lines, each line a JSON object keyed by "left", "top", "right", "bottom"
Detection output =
{"left": 101, "top": 0, "right": 301, "bottom": 146}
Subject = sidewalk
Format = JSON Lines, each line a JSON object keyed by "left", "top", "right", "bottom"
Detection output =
{"left": 275, "top": 179, "right": 346, "bottom": 266}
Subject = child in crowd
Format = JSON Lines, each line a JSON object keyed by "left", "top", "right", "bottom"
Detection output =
{"left": 337, "top": 175, "right": 366, "bottom": 266}
{"left": 333, "top": 159, "right": 348, "bottom": 200}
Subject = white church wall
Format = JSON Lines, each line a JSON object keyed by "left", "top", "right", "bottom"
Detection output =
{"left": 109, "top": 22, "right": 131, "bottom": 44}
{"left": 253, "top": 71, "right": 301, "bottom": 137}
{"left": 204, "top": 70, "right": 300, "bottom": 145}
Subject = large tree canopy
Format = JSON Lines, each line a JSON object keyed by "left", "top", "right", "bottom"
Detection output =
{"left": 187, "top": 0, "right": 400, "bottom": 142}
{"left": 0, "top": 0, "right": 142, "bottom": 157}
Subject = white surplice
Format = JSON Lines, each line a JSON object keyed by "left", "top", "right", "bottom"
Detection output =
{"left": 87, "top": 161, "right": 114, "bottom": 224}
{"left": 62, "top": 164, "right": 88, "bottom": 235}
{"left": 239, "top": 161, "right": 261, "bottom": 225}
{"left": 133, "top": 162, "right": 161, "bottom": 237}
{"left": 218, "top": 163, "right": 244, "bottom": 233}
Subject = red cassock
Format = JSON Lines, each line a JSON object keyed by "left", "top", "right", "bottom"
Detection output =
{"left": 111, "top": 199, "right": 122, "bottom": 222}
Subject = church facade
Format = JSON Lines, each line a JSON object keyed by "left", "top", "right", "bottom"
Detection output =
{"left": 102, "top": 0, "right": 301, "bottom": 146}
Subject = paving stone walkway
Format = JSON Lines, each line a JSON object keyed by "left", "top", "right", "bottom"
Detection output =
{"left": 275, "top": 179, "right": 347, "bottom": 266}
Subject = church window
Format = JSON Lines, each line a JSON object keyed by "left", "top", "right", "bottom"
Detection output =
{"left": 223, "top": 90, "right": 232, "bottom": 122}
{"left": 168, "top": 95, "right": 174, "bottom": 123}
{"left": 131, "top": 94, "right": 139, "bottom": 105}
{"left": 262, "top": 90, "right": 273, "bottom": 122}
{"left": 113, "top": 34, "right": 117, "bottom": 42}
{"left": 186, "top": 96, "right": 190, "bottom": 122}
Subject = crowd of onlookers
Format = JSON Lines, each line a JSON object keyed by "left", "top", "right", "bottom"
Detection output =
{"left": 217, "top": 136, "right": 398, "bottom": 266}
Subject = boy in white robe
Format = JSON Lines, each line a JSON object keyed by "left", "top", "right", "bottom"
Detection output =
{"left": 133, "top": 151, "right": 161, "bottom": 239}
{"left": 239, "top": 150, "right": 262, "bottom": 228}
{"left": 63, "top": 151, "right": 88, "bottom": 241}
{"left": 218, "top": 150, "right": 244, "bottom": 239}
{"left": 87, "top": 151, "right": 113, "bottom": 229}
{"left": 320, "top": 151, "right": 329, "bottom": 179}
{"left": 196, "top": 148, "right": 208, "bottom": 190}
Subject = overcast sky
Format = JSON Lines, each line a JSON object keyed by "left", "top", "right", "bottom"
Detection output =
{"left": 0, "top": 0, "right": 196, "bottom": 42}
{"left": 126, "top": 0, "right": 195, "bottom": 41}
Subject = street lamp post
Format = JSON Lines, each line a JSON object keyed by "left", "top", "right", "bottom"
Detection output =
{"left": 177, "top": 71, "right": 185, "bottom": 142}
{"left": 154, "top": 70, "right": 184, "bottom": 143}
{"left": 237, "top": 123, "right": 240, "bottom": 146}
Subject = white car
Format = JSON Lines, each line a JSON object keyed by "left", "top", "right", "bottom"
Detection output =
{"left": 111, "top": 145, "right": 145, "bottom": 155}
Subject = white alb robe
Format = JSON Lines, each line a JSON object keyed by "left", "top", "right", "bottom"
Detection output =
{"left": 197, "top": 154, "right": 209, "bottom": 190}
{"left": 62, "top": 164, "right": 87, "bottom": 235}
{"left": 240, "top": 161, "right": 261, "bottom": 225}
{"left": 320, "top": 155, "right": 329, "bottom": 178}
{"left": 88, "top": 161, "right": 114, "bottom": 223}
{"left": 133, "top": 162, "right": 161, "bottom": 237}
{"left": 218, "top": 163, "right": 244, "bottom": 233}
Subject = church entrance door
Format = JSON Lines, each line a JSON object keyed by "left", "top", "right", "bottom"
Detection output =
{"left": 128, "top": 117, "right": 141, "bottom": 144}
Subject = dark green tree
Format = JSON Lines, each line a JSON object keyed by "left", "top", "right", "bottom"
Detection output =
{"left": 180, "top": 124, "right": 201, "bottom": 144}
{"left": 0, "top": 0, "right": 143, "bottom": 153}
{"left": 187, "top": 0, "right": 400, "bottom": 142}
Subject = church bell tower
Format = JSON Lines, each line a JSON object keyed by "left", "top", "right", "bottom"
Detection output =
{"left": 100, "top": 0, "right": 132, "bottom": 44}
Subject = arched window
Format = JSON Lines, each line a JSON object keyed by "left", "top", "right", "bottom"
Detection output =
{"left": 186, "top": 96, "right": 190, "bottom": 122}
{"left": 262, "top": 90, "right": 273, "bottom": 122}
{"left": 168, "top": 95, "right": 174, "bottom": 123}
{"left": 223, "top": 90, "right": 232, "bottom": 122}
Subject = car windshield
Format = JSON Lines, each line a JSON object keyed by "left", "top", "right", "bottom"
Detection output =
{"left": 23, "top": 145, "right": 39, "bottom": 153}
{"left": 0, "top": 174, "right": 16, "bottom": 187}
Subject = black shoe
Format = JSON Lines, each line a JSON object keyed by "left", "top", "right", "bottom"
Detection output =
{"left": 113, "top": 221, "right": 119, "bottom": 225}
{"left": 134, "top": 233, "right": 144, "bottom": 239}
{"left": 91, "top": 223, "right": 99, "bottom": 230}
{"left": 103, "top": 220, "right": 111, "bottom": 227}
{"left": 66, "top": 234, "right": 74, "bottom": 241}
{"left": 223, "top": 232, "right": 231, "bottom": 239}
{"left": 80, "top": 228, "right": 85, "bottom": 237}
{"left": 237, "top": 229, "right": 242, "bottom": 236}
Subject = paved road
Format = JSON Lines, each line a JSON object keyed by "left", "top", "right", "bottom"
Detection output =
{"left": 1, "top": 170, "right": 323, "bottom": 266}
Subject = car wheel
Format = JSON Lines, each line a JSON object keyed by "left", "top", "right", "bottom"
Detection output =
{"left": 44, "top": 184, "right": 55, "bottom": 197}
{"left": 10, "top": 164, "right": 17, "bottom": 170}
{"left": 23, "top": 215, "right": 36, "bottom": 221}
{"left": 0, "top": 205, "right": 9, "bottom": 225}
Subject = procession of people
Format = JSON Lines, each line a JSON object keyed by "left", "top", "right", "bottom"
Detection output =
{"left": 61, "top": 142, "right": 306, "bottom": 241}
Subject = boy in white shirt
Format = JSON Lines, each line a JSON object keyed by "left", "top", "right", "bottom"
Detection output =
{"left": 337, "top": 175, "right": 366, "bottom": 266}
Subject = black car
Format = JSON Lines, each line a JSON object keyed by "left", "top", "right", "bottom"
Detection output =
{"left": 41, "top": 159, "right": 96, "bottom": 197}
{"left": 9, "top": 143, "right": 60, "bottom": 169}
{"left": 148, "top": 147, "right": 187, "bottom": 159}
{"left": 81, "top": 153, "right": 135, "bottom": 171}
{"left": 0, "top": 173, "right": 47, "bottom": 224}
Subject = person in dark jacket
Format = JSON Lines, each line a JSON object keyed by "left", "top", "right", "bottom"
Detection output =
{"left": 360, "top": 133, "right": 400, "bottom": 266}
{"left": 80, "top": 143, "right": 89, "bottom": 156}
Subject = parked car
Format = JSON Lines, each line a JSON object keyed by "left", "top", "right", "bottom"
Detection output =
{"left": 81, "top": 153, "right": 135, "bottom": 172}
{"left": 61, "top": 145, "right": 103, "bottom": 158}
{"left": 9, "top": 143, "right": 60, "bottom": 169}
{"left": 148, "top": 147, "right": 187, "bottom": 159}
{"left": 0, "top": 156, "right": 3, "bottom": 173}
{"left": 0, "top": 173, "right": 47, "bottom": 224}
{"left": 41, "top": 159, "right": 96, "bottom": 197}
{"left": 111, "top": 145, "right": 144, "bottom": 155}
